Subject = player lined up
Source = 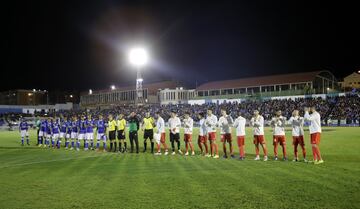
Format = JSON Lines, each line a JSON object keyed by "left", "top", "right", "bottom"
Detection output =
{"left": 21, "top": 106, "right": 324, "bottom": 164}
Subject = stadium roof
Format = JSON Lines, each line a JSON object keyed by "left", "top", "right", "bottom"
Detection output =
{"left": 86, "top": 81, "right": 180, "bottom": 95}
{"left": 196, "top": 71, "right": 334, "bottom": 91}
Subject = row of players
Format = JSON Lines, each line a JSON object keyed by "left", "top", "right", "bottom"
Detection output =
{"left": 19, "top": 106, "right": 324, "bottom": 164}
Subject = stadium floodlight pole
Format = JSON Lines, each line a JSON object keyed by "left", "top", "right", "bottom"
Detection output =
{"left": 44, "top": 90, "right": 49, "bottom": 105}
{"left": 136, "top": 68, "right": 144, "bottom": 105}
{"left": 129, "top": 47, "right": 148, "bottom": 105}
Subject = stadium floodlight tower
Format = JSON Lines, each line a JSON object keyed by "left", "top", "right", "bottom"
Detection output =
{"left": 129, "top": 47, "right": 148, "bottom": 105}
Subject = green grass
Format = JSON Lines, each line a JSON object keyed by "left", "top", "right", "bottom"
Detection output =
{"left": 0, "top": 127, "right": 359, "bottom": 209}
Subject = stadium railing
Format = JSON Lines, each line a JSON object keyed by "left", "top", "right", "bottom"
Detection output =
{"left": 194, "top": 89, "right": 316, "bottom": 100}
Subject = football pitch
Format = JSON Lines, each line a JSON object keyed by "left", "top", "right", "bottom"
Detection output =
{"left": 0, "top": 127, "right": 359, "bottom": 209}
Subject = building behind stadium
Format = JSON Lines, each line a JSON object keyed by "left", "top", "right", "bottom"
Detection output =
{"left": 0, "top": 89, "right": 78, "bottom": 114}
{"left": 80, "top": 70, "right": 344, "bottom": 107}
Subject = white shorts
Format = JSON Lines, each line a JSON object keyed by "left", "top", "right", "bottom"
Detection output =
{"left": 39, "top": 130, "right": 44, "bottom": 137}
{"left": 97, "top": 133, "right": 106, "bottom": 141}
{"left": 85, "top": 133, "right": 94, "bottom": 140}
{"left": 78, "top": 133, "right": 85, "bottom": 140}
{"left": 71, "top": 132, "right": 78, "bottom": 139}
{"left": 60, "top": 132, "right": 66, "bottom": 138}
{"left": 52, "top": 134, "right": 59, "bottom": 140}
{"left": 66, "top": 133, "right": 71, "bottom": 139}
{"left": 46, "top": 134, "right": 52, "bottom": 139}
{"left": 20, "top": 130, "right": 29, "bottom": 138}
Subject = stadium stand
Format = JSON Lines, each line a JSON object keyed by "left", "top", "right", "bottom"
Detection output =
{"left": 6, "top": 94, "right": 358, "bottom": 127}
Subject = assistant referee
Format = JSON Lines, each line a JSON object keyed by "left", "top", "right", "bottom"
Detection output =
{"left": 142, "top": 111, "right": 155, "bottom": 153}
{"left": 108, "top": 114, "right": 117, "bottom": 152}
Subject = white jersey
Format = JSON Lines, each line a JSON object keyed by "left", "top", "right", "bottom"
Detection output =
{"left": 199, "top": 118, "right": 207, "bottom": 136}
{"left": 233, "top": 116, "right": 246, "bottom": 136}
{"left": 183, "top": 118, "right": 193, "bottom": 134}
{"left": 168, "top": 117, "right": 181, "bottom": 134}
{"left": 205, "top": 114, "right": 218, "bottom": 133}
{"left": 250, "top": 115, "right": 264, "bottom": 135}
{"left": 271, "top": 116, "right": 286, "bottom": 136}
{"left": 304, "top": 111, "right": 322, "bottom": 134}
{"left": 156, "top": 117, "right": 166, "bottom": 133}
{"left": 218, "top": 115, "right": 233, "bottom": 134}
{"left": 288, "top": 116, "right": 304, "bottom": 136}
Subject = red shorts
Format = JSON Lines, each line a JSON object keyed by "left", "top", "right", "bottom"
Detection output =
{"left": 292, "top": 136, "right": 304, "bottom": 146}
{"left": 198, "top": 135, "right": 207, "bottom": 143}
{"left": 208, "top": 132, "right": 216, "bottom": 141}
{"left": 253, "top": 135, "right": 265, "bottom": 144}
{"left": 273, "top": 135, "right": 286, "bottom": 145}
{"left": 237, "top": 136, "right": 245, "bottom": 146}
{"left": 184, "top": 134, "right": 192, "bottom": 142}
{"left": 310, "top": 133, "right": 321, "bottom": 145}
{"left": 160, "top": 133, "right": 166, "bottom": 143}
{"left": 221, "top": 133, "right": 232, "bottom": 142}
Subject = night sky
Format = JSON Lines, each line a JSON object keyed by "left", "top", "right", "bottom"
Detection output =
{"left": 3, "top": 0, "right": 360, "bottom": 91}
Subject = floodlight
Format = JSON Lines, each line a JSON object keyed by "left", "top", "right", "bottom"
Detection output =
{"left": 129, "top": 47, "right": 148, "bottom": 67}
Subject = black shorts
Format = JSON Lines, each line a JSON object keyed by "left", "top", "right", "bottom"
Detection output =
{"left": 117, "top": 130, "right": 125, "bottom": 140}
{"left": 144, "top": 129, "right": 153, "bottom": 140}
{"left": 109, "top": 131, "right": 116, "bottom": 140}
{"left": 170, "top": 133, "right": 180, "bottom": 142}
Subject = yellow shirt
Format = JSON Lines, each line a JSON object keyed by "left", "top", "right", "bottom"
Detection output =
{"left": 143, "top": 117, "right": 154, "bottom": 130}
{"left": 117, "top": 119, "right": 126, "bottom": 131}
{"left": 108, "top": 120, "right": 116, "bottom": 131}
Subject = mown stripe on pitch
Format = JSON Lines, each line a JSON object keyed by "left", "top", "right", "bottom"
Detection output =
{"left": 0, "top": 155, "right": 100, "bottom": 168}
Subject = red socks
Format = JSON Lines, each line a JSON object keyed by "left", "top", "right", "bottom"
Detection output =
{"left": 312, "top": 147, "right": 317, "bottom": 161}
{"left": 282, "top": 145, "right": 287, "bottom": 157}
{"left": 274, "top": 144, "right": 278, "bottom": 156}
{"left": 301, "top": 145, "right": 306, "bottom": 158}
{"left": 239, "top": 146, "right": 245, "bottom": 157}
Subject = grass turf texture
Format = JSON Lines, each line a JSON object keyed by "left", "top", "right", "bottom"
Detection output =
{"left": 0, "top": 127, "right": 359, "bottom": 209}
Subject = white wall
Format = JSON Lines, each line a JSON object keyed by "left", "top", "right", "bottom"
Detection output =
{"left": 188, "top": 99, "right": 206, "bottom": 105}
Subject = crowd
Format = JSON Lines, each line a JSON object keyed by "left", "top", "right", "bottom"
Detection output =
{"left": 67, "top": 95, "right": 359, "bottom": 124}
{"left": 1, "top": 94, "right": 359, "bottom": 126}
